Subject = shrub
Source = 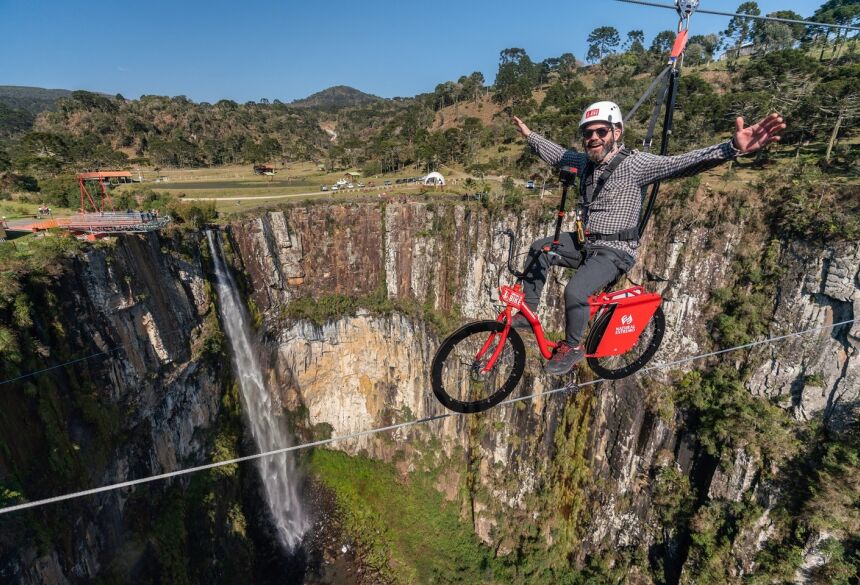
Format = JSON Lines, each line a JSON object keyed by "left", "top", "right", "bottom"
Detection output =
{"left": 10, "top": 174, "right": 38, "bottom": 192}
{"left": 762, "top": 166, "right": 860, "bottom": 241}
{"left": 36, "top": 174, "right": 78, "bottom": 208}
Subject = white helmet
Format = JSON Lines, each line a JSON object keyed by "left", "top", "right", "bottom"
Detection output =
{"left": 580, "top": 101, "right": 623, "bottom": 131}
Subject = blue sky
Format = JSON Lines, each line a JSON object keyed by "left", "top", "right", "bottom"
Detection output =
{"left": 1, "top": 0, "right": 825, "bottom": 103}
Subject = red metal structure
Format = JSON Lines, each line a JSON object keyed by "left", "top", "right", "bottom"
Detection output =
{"left": 77, "top": 171, "right": 133, "bottom": 212}
{"left": 8, "top": 172, "right": 171, "bottom": 239}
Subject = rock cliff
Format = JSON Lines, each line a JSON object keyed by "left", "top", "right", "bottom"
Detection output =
{"left": 2, "top": 189, "right": 856, "bottom": 583}
{"left": 231, "top": 195, "right": 857, "bottom": 581}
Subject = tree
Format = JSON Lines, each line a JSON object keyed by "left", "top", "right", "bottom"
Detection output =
{"left": 761, "top": 10, "right": 806, "bottom": 42}
{"left": 468, "top": 71, "right": 486, "bottom": 102}
{"left": 538, "top": 58, "right": 560, "bottom": 85}
{"left": 754, "top": 20, "right": 795, "bottom": 53}
{"left": 0, "top": 103, "right": 35, "bottom": 137}
{"left": 557, "top": 53, "right": 578, "bottom": 81}
{"left": 461, "top": 117, "right": 483, "bottom": 163}
{"left": 15, "top": 132, "right": 70, "bottom": 175}
{"left": 68, "top": 90, "right": 117, "bottom": 113}
{"left": 38, "top": 174, "right": 78, "bottom": 207}
{"left": 457, "top": 72, "right": 485, "bottom": 104}
{"left": 816, "top": 80, "right": 860, "bottom": 164}
{"left": 624, "top": 30, "right": 646, "bottom": 53}
{"left": 812, "top": 1, "right": 860, "bottom": 59}
{"left": 752, "top": 11, "right": 804, "bottom": 54}
{"left": 690, "top": 33, "right": 720, "bottom": 57}
{"left": 721, "top": 2, "right": 761, "bottom": 63}
{"left": 586, "top": 27, "right": 620, "bottom": 63}
{"left": 493, "top": 48, "right": 539, "bottom": 106}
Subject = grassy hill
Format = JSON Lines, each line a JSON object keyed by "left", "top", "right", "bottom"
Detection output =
{"left": 0, "top": 39, "right": 856, "bottom": 198}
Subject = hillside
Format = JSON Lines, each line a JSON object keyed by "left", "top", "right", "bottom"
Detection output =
{"left": 0, "top": 86, "right": 73, "bottom": 114}
{"left": 290, "top": 85, "right": 383, "bottom": 109}
{"left": 0, "top": 37, "right": 857, "bottom": 197}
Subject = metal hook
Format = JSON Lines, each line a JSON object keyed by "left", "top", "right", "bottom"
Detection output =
{"left": 675, "top": 0, "right": 698, "bottom": 19}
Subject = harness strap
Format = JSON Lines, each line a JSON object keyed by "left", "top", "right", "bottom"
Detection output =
{"left": 624, "top": 65, "right": 671, "bottom": 124}
{"left": 579, "top": 148, "right": 639, "bottom": 243}
{"left": 580, "top": 147, "right": 631, "bottom": 206}
{"left": 643, "top": 76, "right": 670, "bottom": 151}
{"left": 587, "top": 227, "right": 639, "bottom": 242}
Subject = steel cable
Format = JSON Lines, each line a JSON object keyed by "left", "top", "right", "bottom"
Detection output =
{"left": 1, "top": 317, "right": 856, "bottom": 516}
{"left": 614, "top": 0, "right": 860, "bottom": 32}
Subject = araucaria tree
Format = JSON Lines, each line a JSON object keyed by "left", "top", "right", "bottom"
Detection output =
{"left": 586, "top": 26, "right": 621, "bottom": 63}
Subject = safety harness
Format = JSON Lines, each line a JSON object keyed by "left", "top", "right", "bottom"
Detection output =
{"left": 577, "top": 148, "right": 639, "bottom": 243}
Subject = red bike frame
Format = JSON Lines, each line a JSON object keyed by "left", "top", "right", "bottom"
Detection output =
{"left": 474, "top": 282, "right": 662, "bottom": 374}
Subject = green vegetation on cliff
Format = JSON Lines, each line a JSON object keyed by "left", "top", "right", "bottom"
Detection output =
{"left": 310, "top": 448, "right": 508, "bottom": 584}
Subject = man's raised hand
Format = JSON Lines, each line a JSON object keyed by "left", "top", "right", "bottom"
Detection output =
{"left": 732, "top": 113, "right": 786, "bottom": 154}
{"left": 512, "top": 116, "right": 531, "bottom": 138}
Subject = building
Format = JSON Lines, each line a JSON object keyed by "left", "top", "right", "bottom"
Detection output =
{"left": 718, "top": 42, "right": 756, "bottom": 61}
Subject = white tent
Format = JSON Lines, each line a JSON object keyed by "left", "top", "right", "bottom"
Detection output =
{"left": 422, "top": 171, "right": 445, "bottom": 186}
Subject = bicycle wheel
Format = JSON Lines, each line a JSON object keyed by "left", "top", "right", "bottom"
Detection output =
{"left": 585, "top": 305, "right": 665, "bottom": 380}
{"left": 431, "top": 320, "right": 526, "bottom": 414}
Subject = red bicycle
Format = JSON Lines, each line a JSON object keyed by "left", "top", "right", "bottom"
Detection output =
{"left": 431, "top": 169, "right": 665, "bottom": 414}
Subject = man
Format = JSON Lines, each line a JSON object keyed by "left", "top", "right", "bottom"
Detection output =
{"left": 511, "top": 101, "right": 785, "bottom": 375}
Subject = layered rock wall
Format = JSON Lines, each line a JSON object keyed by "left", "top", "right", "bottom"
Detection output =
{"left": 231, "top": 199, "right": 858, "bottom": 571}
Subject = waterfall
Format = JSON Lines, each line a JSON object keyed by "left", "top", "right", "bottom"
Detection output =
{"left": 205, "top": 230, "right": 309, "bottom": 550}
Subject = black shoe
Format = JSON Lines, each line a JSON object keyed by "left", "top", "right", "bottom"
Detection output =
{"left": 509, "top": 314, "right": 532, "bottom": 331}
{"left": 546, "top": 342, "right": 585, "bottom": 375}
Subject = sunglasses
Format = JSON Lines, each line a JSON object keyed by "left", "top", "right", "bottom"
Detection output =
{"left": 581, "top": 127, "right": 612, "bottom": 139}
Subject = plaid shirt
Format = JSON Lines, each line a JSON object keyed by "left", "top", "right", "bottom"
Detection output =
{"left": 527, "top": 132, "right": 740, "bottom": 258}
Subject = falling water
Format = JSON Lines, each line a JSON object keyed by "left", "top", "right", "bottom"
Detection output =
{"left": 206, "top": 230, "right": 309, "bottom": 550}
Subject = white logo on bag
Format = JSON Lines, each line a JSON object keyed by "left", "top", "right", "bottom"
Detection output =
{"left": 615, "top": 314, "right": 636, "bottom": 335}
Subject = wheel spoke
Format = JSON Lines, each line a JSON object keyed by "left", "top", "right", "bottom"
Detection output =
{"left": 431, "top": 321, "right": 526, "bottom": 413}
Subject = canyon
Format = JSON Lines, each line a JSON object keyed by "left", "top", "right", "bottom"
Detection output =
{"left": 0, "top": 184, "right": 857, "bottom": 583}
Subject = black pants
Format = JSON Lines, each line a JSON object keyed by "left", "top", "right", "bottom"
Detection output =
{"left": 522, "top": 233, "right": 635, "bottom": 345}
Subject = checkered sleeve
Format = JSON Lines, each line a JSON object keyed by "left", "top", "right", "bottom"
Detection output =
{"left": 526, "top": 132, "right": 587, "bottom": 171}
{"left": 630, "top": 140, "right": 740, "bottom": 187}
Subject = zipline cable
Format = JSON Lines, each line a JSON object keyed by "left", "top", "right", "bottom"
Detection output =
{"left": 1, "top": 316, "right": 856, "bottom": 516}
{"left": 614, "top": 0, "right": 860, "bottom": 32}
{"left": 0, "top": 347, "right": 126, "bottom": 386}
{"left": 0, "top": 324, "right": 199, "bottom": 387}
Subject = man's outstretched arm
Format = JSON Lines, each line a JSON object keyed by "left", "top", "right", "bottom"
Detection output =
{"left": 633, "top": 113, "right": 786, "bottom": 186}
{"left": 512, "top": 116, "right": 584, "bottom": 170}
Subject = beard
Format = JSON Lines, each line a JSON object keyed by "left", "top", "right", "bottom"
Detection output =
{"left": 585, "top": 134, "right": 617, "bottom": 163}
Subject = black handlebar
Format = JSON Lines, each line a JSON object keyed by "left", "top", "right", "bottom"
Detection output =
{"left": 498, "top": 229, "right": 525, "bottom": 279}
{"left": 499, "top": 165, "right": 578, "bottom": 281}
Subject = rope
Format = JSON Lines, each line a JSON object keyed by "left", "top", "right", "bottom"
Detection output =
{"left": 0, "top": 347, "right": 126, "bottom": 386}
{"left": 614, "top": 0, "right": 860, "bottom": 32}
{"left": 1, "top": 316, "right": 856, "bottom": 516}
{"left": 0, "top": 324, "right": 196, "bottom": 387}
{"left": 624, "top": 65, "right": 672, "bottom": 123}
